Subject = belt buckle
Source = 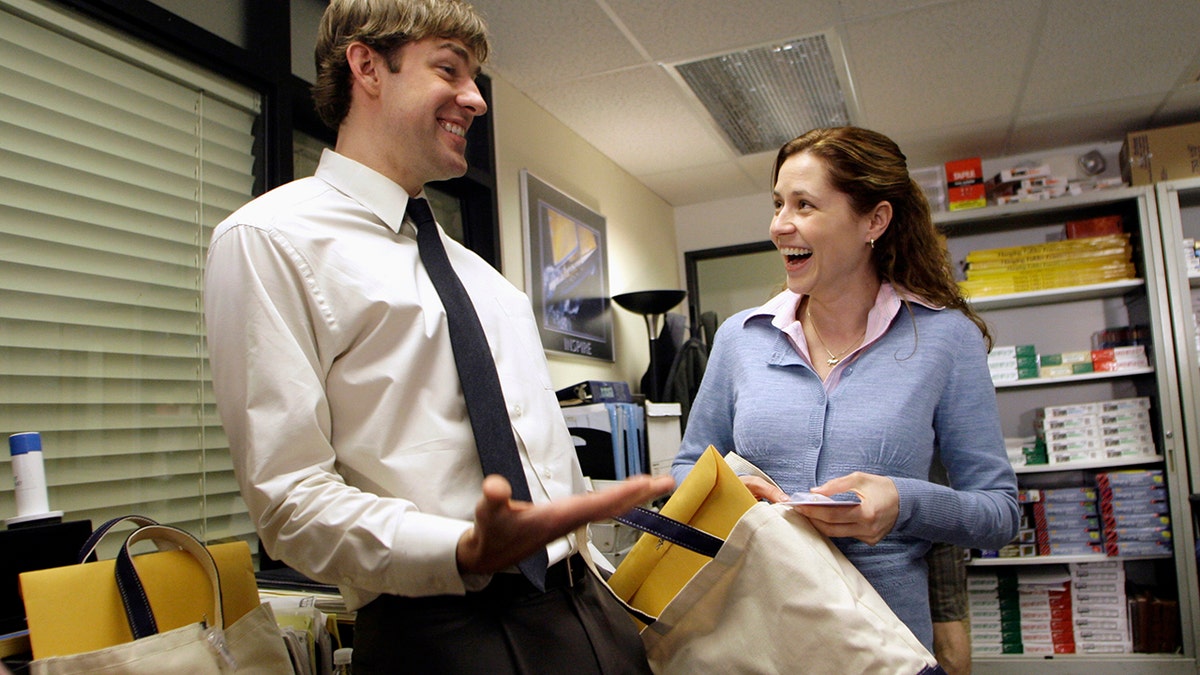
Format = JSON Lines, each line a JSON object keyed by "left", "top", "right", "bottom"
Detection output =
{"left": 565, "top": 554, "right": 576, "bottom": 587}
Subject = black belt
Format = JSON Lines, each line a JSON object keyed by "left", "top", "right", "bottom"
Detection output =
{"left": 543, "top": 553, "right": 588, "bottom": 590}
{"left": 474, "top": 553, "right": 589, "bottom": 599}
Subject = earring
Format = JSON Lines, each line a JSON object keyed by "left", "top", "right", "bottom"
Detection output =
{"left": 868, "top": 238, "right": 875, "bottom": 249}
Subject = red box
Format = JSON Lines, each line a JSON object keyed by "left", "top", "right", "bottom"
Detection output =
{"left": 945, "top": 157, "right": 985, "bottom": 211}
{"left": 1066, "top": 216, "right": 1124, "bottom": 239}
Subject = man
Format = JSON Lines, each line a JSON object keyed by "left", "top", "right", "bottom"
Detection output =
{"left": 929, "top": 543, "right": 972, "bottom": 675}
{"left": 203, "top": 1, "right": 671, "bottom": 672}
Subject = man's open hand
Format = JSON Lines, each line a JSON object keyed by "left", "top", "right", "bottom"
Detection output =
{"left": 456, "top": 473, "right": 674, "bottom": 575}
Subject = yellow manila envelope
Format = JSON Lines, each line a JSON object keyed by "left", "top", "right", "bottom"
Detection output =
{"left": 608, "top": 445, "right": 757, "bottom": 618}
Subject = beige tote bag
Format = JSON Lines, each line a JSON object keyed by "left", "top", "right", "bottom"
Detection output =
{"left": 23, "top": 521, "right": 295, "bottom": 675}
{"left": 587, "top": 447, "right": 945, "bottom": 674}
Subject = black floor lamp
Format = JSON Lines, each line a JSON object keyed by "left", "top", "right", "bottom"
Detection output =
{"left": 612, "top": 290, "right": 686, "bottom": 402}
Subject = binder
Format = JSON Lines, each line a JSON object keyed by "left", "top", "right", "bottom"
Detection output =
{"left": 562, "top": 402, "right": 647, "bottom": 480}
{"left": 608, "top": 403, "right": 627, "bottom": 479}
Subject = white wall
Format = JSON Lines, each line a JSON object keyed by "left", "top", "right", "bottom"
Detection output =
{"left": 489, "top": 77, "right": 680, "bottom": 391}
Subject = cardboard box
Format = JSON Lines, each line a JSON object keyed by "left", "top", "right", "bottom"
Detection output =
{"left": 644, "top": 401, "right": 682, "bottom": 476}
{"left": 946, "top": 157, "right": 986, "bottom": 211}
{"left": 1120, "top": 121, "right": 1200, "bottom": 186}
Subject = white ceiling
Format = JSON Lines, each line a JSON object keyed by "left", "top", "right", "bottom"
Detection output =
{"left": 467, "top": 0, "right": 1200, "bottom": 207}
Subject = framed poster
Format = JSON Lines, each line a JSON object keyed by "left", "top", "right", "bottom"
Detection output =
{"left": 521, "top": 169, "right": 614, "bottom": 361}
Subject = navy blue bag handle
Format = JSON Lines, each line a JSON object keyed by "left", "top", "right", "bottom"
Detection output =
{"left": 612, "top": 507, "right": 725, "bottom": 559}
{"left": 75, "top": 515, "right": 225, "bottom": 641}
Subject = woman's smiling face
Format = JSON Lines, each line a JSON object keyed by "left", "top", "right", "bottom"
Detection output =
{"left": 769, "top": 151, "right": 877, "bottom": 297}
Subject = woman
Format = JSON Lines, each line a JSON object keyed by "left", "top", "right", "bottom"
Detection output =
{"left": 671, "top": 126, "right": 1019, "bottom": 650}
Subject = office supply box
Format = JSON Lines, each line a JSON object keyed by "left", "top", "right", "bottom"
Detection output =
{"left": 1121, "top": 121, "right": 1200, "bottom": 186}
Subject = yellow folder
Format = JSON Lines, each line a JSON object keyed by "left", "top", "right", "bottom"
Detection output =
{"left": 19, "top": 540, "right": 260, "bottom": 659}
{"left": 607, "top": 445, "right": 758, "bottom": 619}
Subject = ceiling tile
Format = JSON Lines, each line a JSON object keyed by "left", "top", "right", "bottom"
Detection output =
{"left": 605, "top": 0, "right": 842, "bottom": 64}
{"left": 466, "top": 0, "right": 1200, "bottom": 206}
{"left": 736, "top": 152, "right": 778, "bottom": 193}
{"left": 1155, "top": 85, "right": 1200, "bottom": 127}
{"left": 471, "top": 0, "right": 643, "bottom": 88}
{"left": 893, "top": 117, "right": 1014, "bottom": 169}
{"left": 843, "top": 0, "right": 1042, "bottom": 133}
{"left": 638, "top": 161, "right": 763, "bottom": 208}
{"left": 527, "top": 65, "right": 735, "bottom": 176}
{"left": 1010, "top": 96, "right": 1164, "bottom": 151}
{"left": 1021, "top": 0, "right": 1200, "bottom": 113}
{"left": 836, "top": 0, "right": 960, "bottom": 22}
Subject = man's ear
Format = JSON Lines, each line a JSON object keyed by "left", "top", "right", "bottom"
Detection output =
{"left": 346, "top": 42, "right": 383, "bottom": 97}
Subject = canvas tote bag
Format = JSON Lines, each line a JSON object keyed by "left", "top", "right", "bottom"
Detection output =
{"left": 20, "top": 516, "right": 294, "bottom": 674}
{"left": 587, "top": 446, "right": 944, "bottom": 675}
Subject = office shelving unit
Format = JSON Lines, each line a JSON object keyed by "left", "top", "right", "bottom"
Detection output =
{"left": 934, "top": 187, "right": 1199, "bottom": 674}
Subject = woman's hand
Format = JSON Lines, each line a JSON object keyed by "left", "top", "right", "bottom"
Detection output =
{"left": 792, "top": 472, "right": 899, "bottom": 545}
{"left": 739, "top": 475, "right": 788, "bottom": 503}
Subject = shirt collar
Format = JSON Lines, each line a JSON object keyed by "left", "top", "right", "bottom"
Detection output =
{"left": 314, "top": 148, "right": 421, "bottom": 235}
{"left": 746, "top": 282, "right": 943, "bottom": 332}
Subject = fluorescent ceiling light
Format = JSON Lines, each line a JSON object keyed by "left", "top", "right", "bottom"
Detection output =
{"left": 669, "top": 32, "right": 858, "bottom": 156}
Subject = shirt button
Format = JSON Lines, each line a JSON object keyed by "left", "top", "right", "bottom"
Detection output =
{"left": 542, "top": 468, "right": 552, "bottom": 480}
{"left": 513, "top": 404, "right": 523, "bottom": 417}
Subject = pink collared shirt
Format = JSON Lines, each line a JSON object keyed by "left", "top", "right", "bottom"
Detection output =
{"left": 751, "top": 283, "right": 943, "bottom": 392}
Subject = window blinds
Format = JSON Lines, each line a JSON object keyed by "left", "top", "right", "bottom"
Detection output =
{"left": 0, "top": 0, "right": 260, "bottom": 556}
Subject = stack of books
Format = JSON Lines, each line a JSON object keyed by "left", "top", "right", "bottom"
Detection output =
{"left": 960, "top": 234, "right": 1136, "bottom": 297}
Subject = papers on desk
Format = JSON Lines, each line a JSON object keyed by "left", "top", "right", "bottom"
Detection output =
{"left": 260, "top": 591, "right": 346, "bottom": 675}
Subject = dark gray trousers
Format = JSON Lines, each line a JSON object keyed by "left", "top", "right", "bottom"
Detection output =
{"left": 352, "top": 568, "right": 652, "bottom": 675}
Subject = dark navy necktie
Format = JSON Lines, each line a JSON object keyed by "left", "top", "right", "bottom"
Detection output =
{"left": 409, "top": 197, "right": 548, "bottom": 591}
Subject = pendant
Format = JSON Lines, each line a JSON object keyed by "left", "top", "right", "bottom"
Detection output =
{"left": 826, "top": 357, "right": 840, "bottom": 366}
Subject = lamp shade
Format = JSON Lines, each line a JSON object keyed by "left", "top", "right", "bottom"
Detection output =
{"left": 612, "top": 290, "right": 686, "bottom": 316}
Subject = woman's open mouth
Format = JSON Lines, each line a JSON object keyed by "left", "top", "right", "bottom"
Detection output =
{"left": 780, "top": 246, "right": 812, "bottom": 264}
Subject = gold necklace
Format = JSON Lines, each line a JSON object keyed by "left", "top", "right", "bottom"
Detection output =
{"left": 806, "top": 307, "right": 865, "bottom": 366}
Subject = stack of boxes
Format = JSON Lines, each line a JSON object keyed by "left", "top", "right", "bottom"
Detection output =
{"left": 1097, "top": 469, "right": 1172, "bottom": 558}
{"left": 1097, "top": 398, "right": 1156, "bottom": 461}
{"left": 988, "top": 344, "right": 1038, "bottom": 383}
{"left": 1032, "top": 488, "right": 1104, "bottom": 557}
{"left": 1183, "top": 237, "right": 1200, "bottom": 277}
{"left": 1005, "top": 437, "right": 1043, "bottom": 468}
{"left": 988, "top": 337, "right": 1149, "bottom": 386}
{"left": 1016, "top": 569, "right": 1076, "bottom": 655}
{"left": 1090, "top": 345, "right": 1150, "bottom": 373}
{"left": 969, "top": 562, "right": 1134, "bottom": 656}
{"left": 967, "top": 570, "right": 1022, "bottom": 655}
{"left": 1034, "top": 397, "right": 1156, "bottom": 466}
{"left": 987, "top": 163, "right": 1069, "bottom": 205}
{"left": 1191, "top": 290, "right": 1200, "bottom": 357}
{"left": 1071, "top": 561, "right": 1132, "bottom": 653}
{"left": 967, "top": 569, "right": 1075, "bottom": 655}
{"left": 985, "top": 489, "right": 1039, "bottom": 558}
{"left": 987, "top": 163, "right": 1124, "bottom": 206}
{"left": 1036, "top": 350, "right": 1095, "bottom": 378}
